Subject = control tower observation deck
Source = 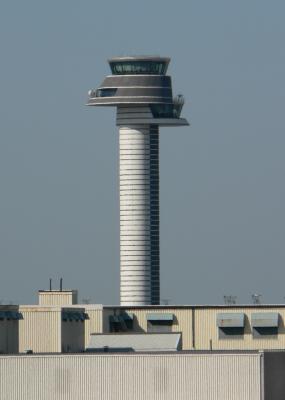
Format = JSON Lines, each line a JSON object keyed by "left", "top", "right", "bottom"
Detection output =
{"left": 87, "top": 56, "right": 189, "bottom": 306}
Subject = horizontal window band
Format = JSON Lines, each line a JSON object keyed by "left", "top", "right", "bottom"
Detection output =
{"left": 120, "top": 190, "right": 159, "bottom": 194}
{"left": 121, "top": 252, "right": 152, "bottom": 256}
{"left": 120, "top": 242, "right": 159, "bottom": 245}
{"left": 121, "top": 256, "right": 150, "bottom": 262}
{"left": 120, "top": 206, "right": 159, "bottom": 209}
{"left": 120, "top": 209, "right": 160, "bottom": 212}
{"left": 120, "top": 224, "right": 159, "bottom": 228}
{"left": 120, "top": 148, "right": 159, "bottom": 152}
{"left": 120, "top": 225, "right": 159, "bottom": 228}
{"left": 119, "top": 199, "right": 159, "bottom": 203}
{"left": 121, "top": 268, "right": 152, "bottom": 272}
{"left": 119, "top": 133, "right": 152, "bottom": 137}
{"left": 120, "top": 243, "right": 159, "bottom": 247}
{"left": 120, "top": 211, "right": 159, "bottom": 215}
{"left": 120, "top": 200, "right": 159, "bottom": 204}
{"left": 120, "top": 231, "right": 159, "bottom": 234}
{"left": 120, "top": 282, "right": 152, "bottom": 286}
{"left": 120, "top": 165, "right": 159, "bottom": 169}
{"left": 120, "top": 292, "right": 152, "bottom": 296}
{"left": 120, "top": 195, "right": 159, "bottom": 199}
{"left": 120, "top": 158, "right": 159, "bottom": 162}
{"left": 120, "top": 241, "right": 153, "bottom": 244}
{"left": 120, "top": 211, "right": 153, "bottom": 215}
{"left": 121, "top": 272, "right": 152, "bottom": 276}
{"left": 120, "top": 258, "right": 158, "bottom": 262}
{"left": 120, "top": 237, "right": 159, "bottom": 240}
{"left": 119, "top": 139, "right": 158, "bottom": 143}
{"left": 120, "top": 215, "right": 159, "bottom": 219}
{"left": 120, "top": 230, "right": 159, "bottom": 233}
{"left": 119, "top": 128, "right": 153, "bottom": 132}
{"left": 119, "top": 188, "right": 159, "bottom": 192}
{"left": 121, "top": 260, "right": 153, "bottom": 264}
{"left": 121, "top": 258, "right": 156, "bottom": 262}
{"left": 120, "top": 218, "right": 159, "bottom": 222}
{"left": 119, "top": 191, "right": 159, "bottom": 194}
{"left": 119, "top": 146, "right": 152, "bottom": 150}
{"left": 120, "top": 278, "right": 152, "bottom": 282}
{"left": 120, "top": 223, "right": 159, "bottom": 226}
{"left": 120, "top": 219, "right": 159, "bottom": 223}
{"left": 119, "top": 172, "right": 158, "bottom": 176}
{"left": 121, "top": 250, "right": 159, "bottom": 255}
{"left": 119, "top": 172, "right": 154, "bottom": 176}
{"left": 120, "top": 288, "right": 152, "bottom": 291}
{"left": 120, "top": 242, "right": 159, "bottom": 246}
{"left": 121, "top": 276, "right": 152, "bottom": 279}
{"left": 120, "top": 214, "right": 159, "bottom": 218}
{"left": 120, "top": 220, "right": 156, "bottom": 224}
{"left": 119, "top": 196, "right": 159, "bottom": 200}
{"left": 120, "top": 178, "right": 158, "bottom": 181}
{"left": 119, "top": 189, "right": 159, "bottom": 194}
{"left": 119, "top": 182, "right": 159, "bottom": 186}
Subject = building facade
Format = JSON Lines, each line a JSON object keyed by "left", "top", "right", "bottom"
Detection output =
{"left": 3, "top": 298, "right": 285, "bottom": 353}
{"left": 19, "top": 305, "right": 85, "bottom": 353}
{"left": 1, "top": 351, "right": 285, "bottom": 400}
{"left": 96, "top": 305, "right": 285, "bottom": 351}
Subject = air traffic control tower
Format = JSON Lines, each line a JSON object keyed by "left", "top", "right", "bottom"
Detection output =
{"left": 87, "top": 56, "right": 189, "bottom": 306}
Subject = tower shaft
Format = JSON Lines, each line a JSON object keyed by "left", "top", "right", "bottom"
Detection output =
{"left": 119, "top": 124, "right": 159, "bottom": 305}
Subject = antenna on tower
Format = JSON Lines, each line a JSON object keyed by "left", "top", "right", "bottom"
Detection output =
{"left": 173, "top": 94, "right": 185, "bottom": 118}
{"left": 252, "top": 293, "right": 262, "bottom": 304}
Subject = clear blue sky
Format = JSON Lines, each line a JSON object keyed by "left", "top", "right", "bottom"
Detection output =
{"left": 0, "top": 1, "right": 285, "bottom": 305}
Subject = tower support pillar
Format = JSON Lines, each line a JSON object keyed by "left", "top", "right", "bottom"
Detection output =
{"left": 119, "top": 124, "right": 159, "bottom": 305}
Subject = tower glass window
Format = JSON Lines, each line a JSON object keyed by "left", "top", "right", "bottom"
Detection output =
{"left": 109, "top": 61, "right": 168, "bottom": 75}
{"left": 150, "top": 104, "right": 174, "bottom": 118}
{"left": 96, "top": 88, "right": 117, "bottom": 97}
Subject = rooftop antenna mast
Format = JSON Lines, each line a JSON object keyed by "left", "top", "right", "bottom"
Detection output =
{"left": 252, "top": 293, "right": 262, "bottom": 304}
{"left": 223, "top": 295, "right": 237, "bottom": 305}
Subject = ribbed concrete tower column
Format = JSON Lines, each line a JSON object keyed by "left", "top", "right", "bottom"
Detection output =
{"left": 119, "top": 124, "right": 159, "bottom": 305}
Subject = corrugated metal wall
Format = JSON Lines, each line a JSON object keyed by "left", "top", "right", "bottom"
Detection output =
{"left": 195, "top": 307, "right": 285, "bottom": 350}
{"left": 16, "top": 305, "right": 285, "bottom": 352}
{"left": 61, "top": 319, "right": 85, "bottom": 353}
{"left": 0, "top": 353, "right": 261, "bottom": 400}
{"left": 0, "top": 320, "right": 18, "bottom": 354}
{"left": 0, "top": 306, "right": 20, "bottom": 354}
{"left": 103, "top": 308, "right": 193, "bottom": 349}
{"left": 102, "top": 306, "right": 285, "bottom": 351}
{"left": 38, "top": 292, "right": 76, "bottom": 306}
{"left": 84, "top": 307, "right": 103, "bottom": 347}
{"left": 19, "top": 307, "right": 61, "bottom": 353}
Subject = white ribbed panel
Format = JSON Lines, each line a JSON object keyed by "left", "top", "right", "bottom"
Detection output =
{"left": 119, "top": 118, "right": 159, "bottom": 306}
{"left": 0, "top": 353, "right": 262, "bottom": 400}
